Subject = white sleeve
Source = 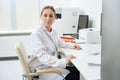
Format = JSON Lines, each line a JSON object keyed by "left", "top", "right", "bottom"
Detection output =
{"left": 30, "top": 31, "right": 66, "bottom": 68}
{"left": 58, "top": 36, "right": 74, "bottom": 49}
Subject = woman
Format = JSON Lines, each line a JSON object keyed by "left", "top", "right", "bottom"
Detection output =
{"left": 29, "top": 5, "right": 80, "bottom": 80}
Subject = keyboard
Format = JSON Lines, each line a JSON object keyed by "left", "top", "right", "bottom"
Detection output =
{"left": 79, "top": 44, "right": 101, "bottom": 55}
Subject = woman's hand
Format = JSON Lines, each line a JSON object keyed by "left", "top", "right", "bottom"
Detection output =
{"left": 73, "top": 44, "right": 81, "bottom": 50}
{"left": 66, "top": 55, "right": 76, "bottom": 65}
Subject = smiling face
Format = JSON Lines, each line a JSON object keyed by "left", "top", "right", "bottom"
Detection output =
{"left": 41, "top": 6, "right": 56, "bottom": 31}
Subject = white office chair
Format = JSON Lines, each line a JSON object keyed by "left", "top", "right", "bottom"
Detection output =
{"left": 15, "top": 40, "right": 65, "bottom": 80}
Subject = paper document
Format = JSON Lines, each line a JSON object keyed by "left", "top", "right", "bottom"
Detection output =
{"left": 88, "top": 55, "right": 101, "bottom": 66}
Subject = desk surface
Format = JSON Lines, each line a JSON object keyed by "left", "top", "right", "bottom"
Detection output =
{"left": 61, "top": 44, "right": 101, "bottom": 80}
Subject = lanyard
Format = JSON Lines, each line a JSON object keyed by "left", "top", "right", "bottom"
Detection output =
{"left": 43, "top": 29, "right": 61, "bottom": 59}
{"left": 43, "top": 29, "right": 58, "bottom": 51}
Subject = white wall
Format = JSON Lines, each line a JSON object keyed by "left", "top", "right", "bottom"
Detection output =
{"left": 40, "top": 0, "right": 72, "bottom": 11}
{"left": 0, "top": 0, "right": 11, "bottom": 30}
{"left": 0, "top": 0, "right": 40, "bottom": 31}
{"left": 0, "top": 33, "right": 31, "bottom": 57}
{"left": 15, "top": 0, "right": 40, "bottom": 30}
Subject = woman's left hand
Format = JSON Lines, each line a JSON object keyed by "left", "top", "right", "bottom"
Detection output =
{"left": 73, "top": 44, "right": 81, "bottom": 50}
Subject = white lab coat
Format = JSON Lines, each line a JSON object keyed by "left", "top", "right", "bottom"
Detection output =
{"left": 29, "top": 24, "right": 74, "bottom": 80}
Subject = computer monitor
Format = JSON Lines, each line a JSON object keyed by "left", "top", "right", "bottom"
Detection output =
{"left": 56, "top": 13, "right": 61, "bottom": 19}
{"left": 77, "top": 15, "right": 89, "bottom": 32}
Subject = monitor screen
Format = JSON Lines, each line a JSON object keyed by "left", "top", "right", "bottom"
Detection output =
{"left": 56, "top": 13, "right": 61, "bottom": 19}
{"left": 77, "top": 15, "right": 89, "bottom": 32}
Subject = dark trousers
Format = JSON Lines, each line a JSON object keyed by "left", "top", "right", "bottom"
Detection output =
{"left": 65, "top": 66, "right": 80, "bottom": 80}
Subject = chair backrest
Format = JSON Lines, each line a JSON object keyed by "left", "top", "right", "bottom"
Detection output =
{"left": 15, "top": 40, "right": 32, "bottom": 80}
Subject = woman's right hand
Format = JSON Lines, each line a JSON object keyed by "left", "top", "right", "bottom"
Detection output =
{"left": 66, "top": 55, "right": 76, "bottom": 65}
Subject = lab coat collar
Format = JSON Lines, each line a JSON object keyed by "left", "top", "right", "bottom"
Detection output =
{"left": 40, "top": 23, "right": 53, "bottom": 32}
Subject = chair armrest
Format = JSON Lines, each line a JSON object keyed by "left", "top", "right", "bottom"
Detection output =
{"left": 36, "top": 69, "right": 62, "bottom": 75}
{"left": 22, "top": 69, "right": 64, "bottom": 80}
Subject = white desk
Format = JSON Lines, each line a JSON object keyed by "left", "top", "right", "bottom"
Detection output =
{"left": 61, "top": 44, "right": 101, "bottom": 80}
